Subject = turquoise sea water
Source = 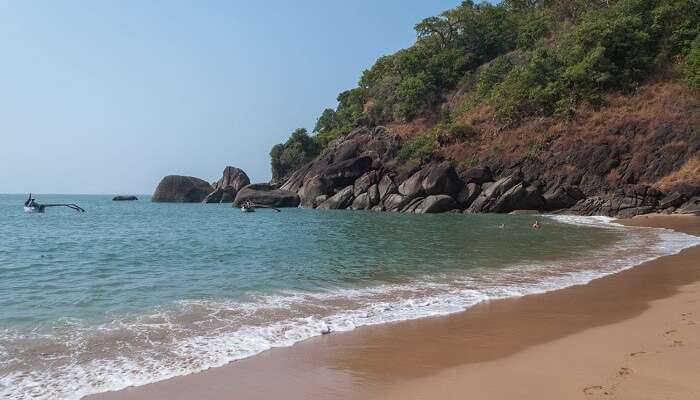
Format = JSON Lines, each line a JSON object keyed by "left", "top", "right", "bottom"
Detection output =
{"left": 0, "top": 194, "right": 698, "bottom": 399}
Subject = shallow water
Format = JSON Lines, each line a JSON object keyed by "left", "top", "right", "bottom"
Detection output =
{"left": 0, "top": 194, "right": 698, "bottom": 399}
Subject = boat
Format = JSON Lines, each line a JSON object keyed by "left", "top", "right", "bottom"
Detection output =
{"left": 240, "top": 201, "right": 280, "bottom": 213}
{"left": 23, "top": 194, "right": 85, "bottom": 213}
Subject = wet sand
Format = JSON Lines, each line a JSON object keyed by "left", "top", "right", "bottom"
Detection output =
{"left": 87, "top": 214, "right": 700, "bottom": 400}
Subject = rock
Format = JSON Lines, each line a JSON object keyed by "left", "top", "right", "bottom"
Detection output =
{"left": 112, "top": 195, "right": 137, "bottom": 201}
{"left": 367, "top": 184, "right": 380, "bottom": 206}
{"left": 398, "top": 170, "right": 426, "bottom": 198}
{"left": 378, "top": 175, "right": 397, "bottom": 201}
{"left": 315, "top": 195, "right": 329, "bottom": 205}
{"left": 422, "top": 164, "right": 462, "bottom": 196}
{"left": 463, "top": 166, "right": 493, "bottom": 184}
{"left": 543, "top": 185, "right": 585, "bottom": 211}
{"left": 466, "top": 174, "right": 521, "bottom": 212}
{"left": 204, "top": 167, "right": 251, "bottom": 204}
{"left": 350, "top": 193, "right": 371, "bottom": 210}
{"left": 456, "top": 183, "right": 481, "bottom": 208}
{"left": 233, "top": 183, "right": 300, "bottom": 207}
{"left": 203, "top": 188, "right": 225, "bottom": 203}
{"left": 676, "top": 196, "right": 700, "bottom": 215}
{"left": 658, "top": 192, "right": 685, "bottom": 209}
{"left": 401, "top": 197, "right": 425, "bottom": 213}
{"left": 213, "top": 166, "right": 250, "bottom": 192}
{"left": 416, "top": 195, "right": 459, "bottom": 214}
{"left": 354, "top": 171, "right": 379, "bottom": 197}
{"left": 383, "top": 193, "right": 410, "bottom": 212}
{"left": 318, "top": 186, "right": 355, "bottom": 210}
{"left": 492, "top": 184, "right": 544, "bottom": 213}
{"left": 321, "top": 156, "right": 373, "bottom": 187}
{"left": 299, "top": 176, "right": 333, "bottom": 208}
{"left": 152, "top": 175, "right": 213, "bottom": 203}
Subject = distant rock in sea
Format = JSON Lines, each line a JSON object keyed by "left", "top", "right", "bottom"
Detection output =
{"left": 152, "top": 175, "right": 213, "bottom": 203}
{"left": 203, "top": 166, "right": 250, "bottom": 203}
{"left": 112, "top": 195, "right": 138, "bottom": 201}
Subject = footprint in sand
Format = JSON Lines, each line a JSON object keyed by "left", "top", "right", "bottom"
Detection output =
{"left": 583, "top": 385, "right": 609, "bottom": 396}
{"left": 664, "top": 329, "right": 677, "bottom": 335}
{"left": 618, "top": 367, "right": 632, "bottom": 376}
{"left": 630, "top": 351, "right": 647, "bottom": 357}
{"left": 671, "top": 340, "right": 684, "bottom": 347}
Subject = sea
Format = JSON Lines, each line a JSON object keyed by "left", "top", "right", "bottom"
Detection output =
{"left": 0, "top": 194, "right": 698, "bottom": 399}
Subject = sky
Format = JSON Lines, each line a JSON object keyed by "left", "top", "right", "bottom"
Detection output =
{"left": 0, "top": 0, "right": 465, "bottom": 194}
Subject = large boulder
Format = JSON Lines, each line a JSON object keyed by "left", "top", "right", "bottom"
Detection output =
{"left": 378, "top": 175, "right": 397, "bottom": 201}
{"left": 152, "top": 175, "right": 213, "bottom": 203}
{"left": 422, "top": 164, "right": 462, "bottom": 196}
{"left": 401, "top": 197, "right": 426, "bottom": 213}
{"left": 676, "top": 196, "right": 700, "bottom": 215}
{"left": 321, "top": 156, "right": 373, "bottom": 187}
{"left": 658, "top": 192, "right": 685, "bottom": 210}
{"left": 398, "top": 170, "right": 426, "bottom": 198}
{"left": 203, "top": 188, "right": 225, "bottom": 203}
{"left": 416, "top": 195, "right": 459, "bottom": 214}
{"left": 543, "top": 185, "right": 585, "bottom": 211}
{"left": 299, "top": 176, "right": 333, "bottom": 208}
{"left": 233, "top": 183, "right": 300, "bottom": 207}
{"left": 350, "top": 193, "right": 371, "bottom": 210}
{"left": 318, "top": 186, "right": 355, "bottom": 210}
{"left": 456, "top": 183, "right": 481, "bottom": 208}
{"left": 214, "top": 166, "right": 250, "bottom": 191}
{"left": 466, "top": 174, "right": 521, "bottom": 213}
{"left": 492, "top": 184, "right": 544, "bottom": 213}
{"left": 384, "top": 193, "right": 410, "bottom": 212}
{"left": 354, "top": 171, "right": 379, "bottom": 197}
{"left": 463, "top": 166, "right": 493, "bottom": 184}
{"left": 205, "top": 166, "right": 251, "bottom": 204}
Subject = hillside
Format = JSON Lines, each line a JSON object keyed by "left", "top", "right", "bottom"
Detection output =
{"left": 269, "top": 0, "right": 700, "bottom": 217}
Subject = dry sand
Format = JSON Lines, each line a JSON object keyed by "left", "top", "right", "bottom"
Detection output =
{"left": 87, "top": 214, "right": 700, "bottom": 400}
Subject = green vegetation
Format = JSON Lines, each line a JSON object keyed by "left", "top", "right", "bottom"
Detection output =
{"left": 270, "top": 128, "right": 319, "bottom": 182}
{"left": 271, "top": 0, "right": 700, "bottom": 176}
{"left": 685, "top": 34, "right": 700, "bottom": 88}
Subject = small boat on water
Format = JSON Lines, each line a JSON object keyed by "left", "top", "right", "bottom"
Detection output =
{"left": 23, "top": 194, "right": 85, "bottom": 213}
{"left": 240, "top": 200, "right": 280, "bottom": 213}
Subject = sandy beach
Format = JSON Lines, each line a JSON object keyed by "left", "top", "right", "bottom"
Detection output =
{"left": 87, "top": 214, "right": 700, "bottom": 400}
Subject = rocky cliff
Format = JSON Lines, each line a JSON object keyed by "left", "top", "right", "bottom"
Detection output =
{"left": 275, "top": 78, "right": 700, "bottom": 217}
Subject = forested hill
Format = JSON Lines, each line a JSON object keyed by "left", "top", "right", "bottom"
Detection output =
{"left": 267, "top": 0, "right": 700, "bottom": 217}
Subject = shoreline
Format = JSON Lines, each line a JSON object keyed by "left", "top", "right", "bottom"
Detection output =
{"left": 86, "top": 213, "right": 700, "bottom": 400}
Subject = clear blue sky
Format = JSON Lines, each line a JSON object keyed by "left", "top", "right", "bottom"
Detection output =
{"left": 0, "top": 0, "right": 466, "bottom": 194}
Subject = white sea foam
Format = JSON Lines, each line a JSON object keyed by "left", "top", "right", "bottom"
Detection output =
{"left": 1, "top": 216, "right": 699, "bottom": 400}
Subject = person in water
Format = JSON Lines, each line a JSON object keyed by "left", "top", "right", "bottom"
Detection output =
{"left": 532, "top": 220, "right": 541, "bottom": 230}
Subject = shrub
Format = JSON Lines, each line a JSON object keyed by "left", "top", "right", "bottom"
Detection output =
{"left": 684, "top": 33, "right": 700, "bottom": 88}
{"left": 476, "top": 56, "right": 515, "bottom": 98}
{"left": 396, "top": 132, "right": 438, "bottom": 163}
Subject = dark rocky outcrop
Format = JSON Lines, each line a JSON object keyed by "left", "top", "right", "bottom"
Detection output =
{"left": 543, "top": 185, "right": 585, "bottom": 211}
{"left": 456, "top": 183, "right": 481, "bottom": 208}
{"left": 233, "top": 183, "right": 300, "bottom": 208}
{"left": 299, "top": 176, "right": 333, "bottom": 208}
{"left": 416, "top": 195, "right": 459, "bottom": 214}
{"left": 676, "top": 196, "right": 700, "bottom": 215}
{"left": 466, "top": 174, "right": 521, "bottom": 213}
{"left": 112, "top": 195, "right": 138, "bottom": 201}
{"left": 318, "top": 186, "right": 355, "bottom": 210}
{"left": 152, "top": 175, "right": 213, "bottom": 203}
{"left": 205, "top": 166, "right": 250, "bottom": 203}
{"left": 462, "top": 166, "right": 493, "bottom": 184}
